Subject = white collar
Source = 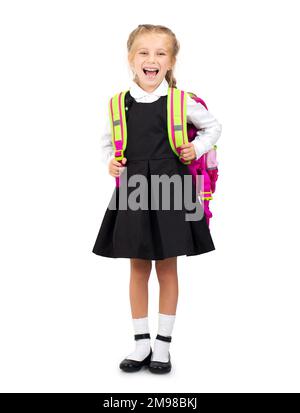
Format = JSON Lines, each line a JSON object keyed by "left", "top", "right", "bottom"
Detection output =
{"left": 129, "top": 78, "right": 169, "bottom": 99}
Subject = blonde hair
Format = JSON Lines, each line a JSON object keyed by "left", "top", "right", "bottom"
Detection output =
{"left": 127, "top": 24, "right": 180, "bottom": 88}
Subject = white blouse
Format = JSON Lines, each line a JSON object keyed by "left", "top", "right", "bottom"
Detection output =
{"left": 100, "top": 78, "right": 222, "bottom": 165}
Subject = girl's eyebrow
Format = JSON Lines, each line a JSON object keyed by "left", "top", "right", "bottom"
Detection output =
{"left": 137, "top": 47, "right": 168, "bottom": 52}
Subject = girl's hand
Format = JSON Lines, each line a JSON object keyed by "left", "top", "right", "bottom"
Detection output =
{"left": 108, "top": 157, "right": 127, "bottom": 177}
{"left": 179, "top": 143, "right": 197, "bottom": 161}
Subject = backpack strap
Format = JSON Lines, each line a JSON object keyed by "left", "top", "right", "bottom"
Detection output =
{"left": 109, "top": 90, "right": 129, "bottom": 161}
{"left": 167, "top": 87, "right": 191, "bottom": 165}
{"left": 110, "top": 87, "right": 195, "bottom": 166}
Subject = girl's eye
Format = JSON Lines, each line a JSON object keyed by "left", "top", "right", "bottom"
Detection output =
{"left": 139, "top": 52, "right": 166, "bottom": 55}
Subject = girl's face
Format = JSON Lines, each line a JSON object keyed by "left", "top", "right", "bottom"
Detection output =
{"left": 129, "top": 33, "right": 174, "bottom": 92}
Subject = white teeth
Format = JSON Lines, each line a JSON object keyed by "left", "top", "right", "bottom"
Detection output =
{"left": 144, "top": 68, "right": 158, "bottom": 71}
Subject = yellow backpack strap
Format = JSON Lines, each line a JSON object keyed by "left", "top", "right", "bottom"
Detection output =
{"left": 109, "top": 90, "right": 129, "bottom": 161}
{"left": 167, "top": 87, "right": 190, "bottom": 165}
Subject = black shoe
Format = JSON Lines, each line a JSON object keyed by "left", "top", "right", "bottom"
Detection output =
{"left": 148, "top": 334, "right": 172, "bottom": 374}
{"left": 119, "top": 333, "right": 152, "bottom": 373}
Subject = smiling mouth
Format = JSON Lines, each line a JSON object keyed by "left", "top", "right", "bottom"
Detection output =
{"left": 143, "top": 68, "right": 159, "bottom": 78}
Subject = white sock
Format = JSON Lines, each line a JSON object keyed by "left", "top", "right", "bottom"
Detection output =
{"left": 152, "top": 313, "right": 176, "bottom": 362}
{"left": 126, "top": 316, "right": 151, "bottom": 362}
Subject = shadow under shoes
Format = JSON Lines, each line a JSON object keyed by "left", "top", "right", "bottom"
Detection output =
{"left": 148, "top": 334, "right": 172, "bottom": 374}
{"left": 119, "top": 333, "right": 152, "bottom": 373}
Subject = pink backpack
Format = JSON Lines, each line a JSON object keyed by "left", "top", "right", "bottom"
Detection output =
{"left": 186, "top": 93, "right": 219, "bottom": 227}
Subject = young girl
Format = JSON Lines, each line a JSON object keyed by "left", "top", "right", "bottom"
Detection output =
{"left": 92, "top": 24, "right": 222, "bottom": 374}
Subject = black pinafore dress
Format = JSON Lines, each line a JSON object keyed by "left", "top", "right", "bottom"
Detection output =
{"left": 92, "top": 92, "right": 215, "bottom": 260}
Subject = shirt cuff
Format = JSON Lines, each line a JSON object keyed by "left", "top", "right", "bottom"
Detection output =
{"left": 106, "top": 153, "right": 115, "bottom": 166}
{"left": 192, "top": 140, "right": 206, "bottom": 160}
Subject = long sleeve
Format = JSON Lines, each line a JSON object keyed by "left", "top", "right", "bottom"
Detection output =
{"left": 100, "top": 113, "right": 114, "bottom": 166}
{"left": 186, "top": 95, "right": 222, "bottom": 160}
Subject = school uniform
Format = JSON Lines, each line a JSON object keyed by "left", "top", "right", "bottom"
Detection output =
{"left": 92, "top": 78, "right": 222, "bottom": 260}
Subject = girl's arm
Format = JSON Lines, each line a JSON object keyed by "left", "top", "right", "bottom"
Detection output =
{"left": 186, "top": 95, "right": 222, "bottom": 160}
{"left": 100, "top": 116, "right": 115, "bottom": 166}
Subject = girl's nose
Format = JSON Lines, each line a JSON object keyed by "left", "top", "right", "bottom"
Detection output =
{"left": 146, "top": 56, "right": 156, "bottom": 63}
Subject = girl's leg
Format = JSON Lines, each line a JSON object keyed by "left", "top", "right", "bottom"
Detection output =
{"left": 156, "top": 257, "right": 178, "bottom": 314}
{"left": 129, "top": 258, "right": 152, "bottom": 318}
{"left": 125, "top": 258, "right": 152, "bottom": 361}
{"left": 152, "top": 257, "right": 178, "bottom": 362}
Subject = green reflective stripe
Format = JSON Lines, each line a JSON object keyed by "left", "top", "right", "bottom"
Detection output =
{"left": 174, "top": 127, "right": 183, "bottom": 146}
{"left": 120, "top": 90, "right": 128, "bottom": 152}
{"left": 167, "top": 87, "right": 178, "bottom": 157}
{"left": 112, "top": 93, "right": 121, "bottom": 142}
{"left": 167, "top": 87, "right": 190, "bottom": 164}
{"left": 181, "top": 90, "right": 190, "bottom": 165}
{"left": 109, "top": 90, "right": 129, "bottom": 158}
{"left": 173, "top": 88, "right": 183, "bottom": 147}
{"left": 182, "top": 90, "right": 188, "bottom": 145}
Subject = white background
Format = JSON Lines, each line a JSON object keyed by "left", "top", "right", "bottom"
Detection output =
{"left": 0, "top": 0, "right": 299, "bottom": 393}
